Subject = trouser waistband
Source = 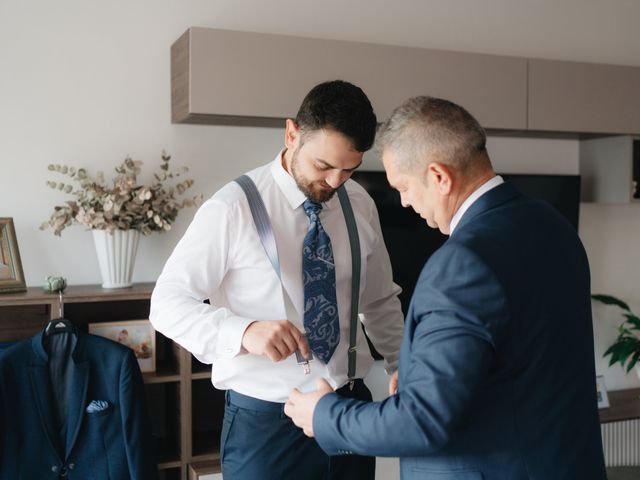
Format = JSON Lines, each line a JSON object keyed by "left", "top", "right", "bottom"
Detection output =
{"left": 227, "top": 379, "right": 365, "bottom": 413}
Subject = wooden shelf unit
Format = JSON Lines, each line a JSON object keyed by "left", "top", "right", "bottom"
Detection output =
{"left": 0, "top": 283, "right": 223, "bottom": 480}
{"left": 599, "top": 388, "right": 640, "bottom": 424}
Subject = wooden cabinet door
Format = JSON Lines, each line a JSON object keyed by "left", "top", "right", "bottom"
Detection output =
{"left": 173, "top": 27, "right": 528, "bottom": 130}
{"left": 528, "top": 59, "right": 640, "bottom": 135}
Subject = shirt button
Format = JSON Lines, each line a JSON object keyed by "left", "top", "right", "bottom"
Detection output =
{"left": 51, "top": 466, "right": 59, "bottom": 472}
{"left": 69, "top": 463, "right": 75, "bottom": 470}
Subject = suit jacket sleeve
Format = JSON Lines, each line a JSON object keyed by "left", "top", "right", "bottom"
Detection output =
{"left": 314, "top": 245, "right": 509, "bottom": 457}
{"left": 119, "top": 350, "right": 158, "bottom": 480}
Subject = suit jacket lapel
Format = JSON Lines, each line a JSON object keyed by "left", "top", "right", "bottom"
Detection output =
{"left": 29, "top": 334, "right": 63, "bottom": 459}
{"left": 65, "top": 359, "right": 89, "bottom": 459}
{"left": 29, "top": 365, "right": 64, "bottom": 459}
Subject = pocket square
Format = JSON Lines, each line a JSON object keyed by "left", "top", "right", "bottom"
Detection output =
{"left": 86, "top": 400, "right": 110, "bottom": 413}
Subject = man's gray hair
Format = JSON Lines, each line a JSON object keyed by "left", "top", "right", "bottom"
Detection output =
{"left": 376, "top": 96, "right": 488, "bottom": 173}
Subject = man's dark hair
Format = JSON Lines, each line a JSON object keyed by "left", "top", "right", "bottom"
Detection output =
{"left": 295, "top": 80, "right": 377, "bottom": 152}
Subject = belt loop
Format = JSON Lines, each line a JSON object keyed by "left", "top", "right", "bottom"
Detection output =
{"left": 225, "top": 390, "right": 230, "bottom": 406}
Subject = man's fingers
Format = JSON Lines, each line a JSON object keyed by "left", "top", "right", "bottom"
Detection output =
{"left": 389, "top": 370, "right": 399, "bottom": 395}
{"left": 280, "top": 331, "right": 299, "bottom": 358}
{"left": 285, "top": 389, "right": 300, "bottom": 420}
{"left": 265, "top": 344, "right": 283, "bottom": 362}
{"left": 316, "top": 378, "right": 333, "bottom": 393}
{"left": 242, "top": 320, "right": 314, "bottom": 362}
{"left": 297, "top": 333, "right": 311, "bottom": 359}
{"left": 288, "top": 388, "right": 302, "bottom": 403}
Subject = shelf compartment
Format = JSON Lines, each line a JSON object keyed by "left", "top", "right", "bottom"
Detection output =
{"left": 157, "top": 467, "right": 182, "bottom": 480}
{"left": 188, "top": 459, "right": 221, "bottom": 479}
{"left": 191, "top": 355, "right": 210, "bottom": 375}
{"left": 65, "top": 299, "right": 151, "bottom": 326}
{"left": 146, "top": 332, "right": 180, "bottom": 381}
{"left": 145, "top": 382, "right": 181, "bottom": 465}
{"left": 0, "top": 304, "right": 50, "bottom": 341}
{"left": 191, "top": 378, "right": 225, "bottom": 457}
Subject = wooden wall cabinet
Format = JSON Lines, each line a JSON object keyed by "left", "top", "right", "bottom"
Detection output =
{"left": 172, "top": 27, "right": 640, "bottom": 138}
{"left": 528, "top": 59, "right": 640, "bottom": 135}
{"left": 0, "top": 284, "right": 222, "bottom": 480}
{"left": 172, "top": 27, "right": 528, "bottom": 130}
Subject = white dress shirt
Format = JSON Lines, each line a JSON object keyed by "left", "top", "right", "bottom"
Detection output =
{"left": 150, "top": 152, "right": 404, "bottom": 402}
{"left": 449, "top": 175, "right": 504, "bottom": 235}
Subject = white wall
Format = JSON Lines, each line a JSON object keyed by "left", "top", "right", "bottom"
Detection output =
{"left": 1, "top": 3, "right": 639, "bottom": 475}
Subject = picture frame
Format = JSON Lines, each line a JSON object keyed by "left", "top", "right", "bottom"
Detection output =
{"left": 0, "top": 218, "right": 26, "bottom": 294}
{"left": 188, "top": 460, "right": 222, "bottom": 480}
{"left": 596, "top": 375, "right": 610, "bottom": 409}
{"left": 88, "top": 320, "right": 156, "bottom": 372}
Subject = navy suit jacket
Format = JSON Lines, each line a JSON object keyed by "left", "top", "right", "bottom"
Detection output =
{"left": 0, "top": 330, "right": 157, "bottom": 479}
{"left": 314, "top": 183, "right": 606, "bottom": 479}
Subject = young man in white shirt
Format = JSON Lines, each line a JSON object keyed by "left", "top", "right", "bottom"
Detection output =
{"left": 150, "top": 80, "right": 404, "bottom": 480}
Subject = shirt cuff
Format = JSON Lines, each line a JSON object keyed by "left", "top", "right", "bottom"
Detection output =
{"left": 216, "top": 315, "right": 255, "bottom": 359}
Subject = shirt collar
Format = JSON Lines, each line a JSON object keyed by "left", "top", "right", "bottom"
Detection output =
{"left": 449, "top": 175, "right": 504, "bottom": 234}
{"left": 270, "top": 149, "right": 341, "bottom": 211}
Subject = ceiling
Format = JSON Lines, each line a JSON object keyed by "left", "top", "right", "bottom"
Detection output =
{"left": 198, "top": 0, "right": 640, "bottom": 66}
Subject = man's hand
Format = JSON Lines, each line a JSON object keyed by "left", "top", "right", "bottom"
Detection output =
{"left": 389, "top": 370, "right": 399, "bottom": 396}
{"left": 285, "top": 378, "right": 334, "bottom": 437}
{"left": 241, "top": 320, "right": 309, "bottom": 362}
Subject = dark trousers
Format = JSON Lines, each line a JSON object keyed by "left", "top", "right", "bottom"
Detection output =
{"left": 221, "top": 379, "right": 375, "bottom": 480}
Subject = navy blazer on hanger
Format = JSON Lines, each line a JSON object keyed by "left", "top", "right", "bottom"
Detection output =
{"left": 0, "top": 329, "right": 157, "bottom": 479}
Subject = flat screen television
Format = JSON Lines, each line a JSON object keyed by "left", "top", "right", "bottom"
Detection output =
{"left": 351, "top": 171, "right": 581, "bottom": 317}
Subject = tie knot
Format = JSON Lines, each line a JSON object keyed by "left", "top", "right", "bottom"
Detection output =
{"left": 303, "top": 199, "right": 322, "bottom": 218}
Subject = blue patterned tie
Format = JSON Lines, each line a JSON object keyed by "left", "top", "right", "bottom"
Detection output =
{"left": 302, "top": 199, "right": 340, "bottom": 363}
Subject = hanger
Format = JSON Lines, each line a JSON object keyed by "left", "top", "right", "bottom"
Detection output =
{"left": 44, "top": 290, "right": 76, "bottom": 336}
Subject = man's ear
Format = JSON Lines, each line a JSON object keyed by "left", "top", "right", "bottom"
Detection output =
{"left": 427, "top": 162, "right": 454, "bottom": 195}
{"left": 285, "top": 119, "right": 300, "bottom": 150}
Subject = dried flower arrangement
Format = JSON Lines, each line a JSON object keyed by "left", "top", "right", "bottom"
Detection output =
{"left": 41, "top": 152, "right": 199, "bottom": 236}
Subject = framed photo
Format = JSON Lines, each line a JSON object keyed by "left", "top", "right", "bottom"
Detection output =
{"left": 188, "top": 460, "right": 222, "bottom": 480}
{"left": 0, "top": 218, "right": 26, "bottom": 294}
{"left": 88, "top": 320, "right": 156, "bottom": 372}
{"left": 596, "top": 375, "right": 610, "bottom": 409}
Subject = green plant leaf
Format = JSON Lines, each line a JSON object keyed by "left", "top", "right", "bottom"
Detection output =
{"left": 627, "top": 351, "right": 640, "bottom": 372}
{"left": 617, "top": 339, "right": 638, "bottom": 366}
{"left": 623, "top": 313, "right": 640, "bottom": 330}
{"left": 591, "top": 294, "right": 631, "bottom": 311}
{"left": 606, "top": 344, "right": 621, "bottom": 364}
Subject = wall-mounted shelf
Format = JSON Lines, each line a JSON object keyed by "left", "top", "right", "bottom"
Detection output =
{"left": 171, "top": 27, "right": 640, "bottom": 137}
{"left": 171, "top": 27, "right": 528, "bottom": 130}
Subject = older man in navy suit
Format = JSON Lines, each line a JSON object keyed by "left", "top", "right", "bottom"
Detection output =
{"left": 285, "top": 96, "right": 607, "bottom": 479}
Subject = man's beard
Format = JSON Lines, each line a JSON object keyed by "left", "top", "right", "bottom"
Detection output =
{"left": 290, "top": 150, "right": 337, "bottom": 203}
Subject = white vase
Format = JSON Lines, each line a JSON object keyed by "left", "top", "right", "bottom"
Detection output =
{"left": 92, "top": 229, "right": 140, "bottom": 289}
